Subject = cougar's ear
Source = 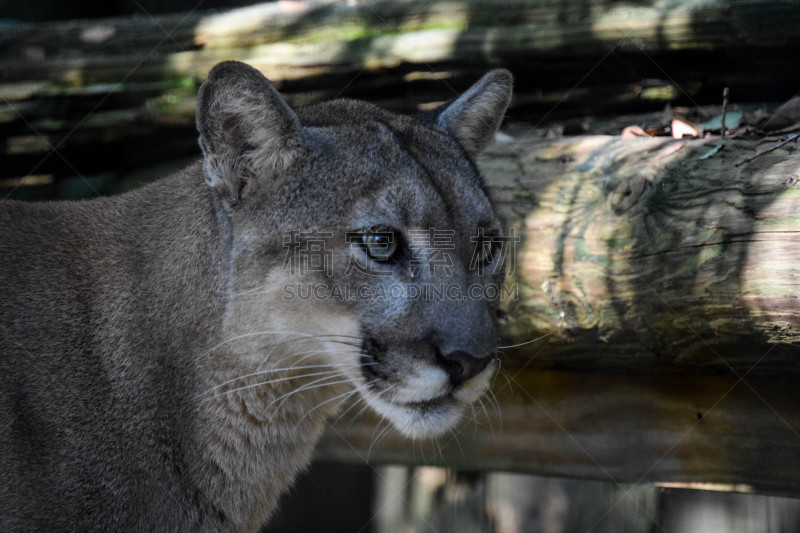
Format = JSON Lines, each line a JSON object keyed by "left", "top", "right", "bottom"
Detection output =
{"left": 196, "top": 61, "right": 304, "bottom": 206}
{"left": 434, "top": 69, "right": 513, "bottom": 158}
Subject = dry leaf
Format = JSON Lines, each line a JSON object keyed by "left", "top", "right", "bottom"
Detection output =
{"left": 621, "top": 125, "right": 650, "bottom": 138}
{"left": 671, "top": 117, "right": 699, "bottom": 139}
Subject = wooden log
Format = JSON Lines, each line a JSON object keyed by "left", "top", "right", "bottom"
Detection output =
{"left": 318, "top": 368, "right": 800, "bottom": 497}
{"left": 4, "top": 0, "right": 800, "bottom": 185}
{"left": 484, "top": 135, "right": 800, "bottom": 374}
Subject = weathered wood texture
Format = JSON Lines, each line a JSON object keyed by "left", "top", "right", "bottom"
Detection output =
{"left": 488, "top": 135, "right": 800, "bottom": 374}
{"left": 316, "top": 135, "right": 800, "bottom": 495}
{"left": 320, "top": 369, "right": 800, "bottom": 496}
{"left": 4, "top": 0, "right": 797, "bottom": 87}
{"left": 4, "top": 0, "right": 800, "bottom": 189}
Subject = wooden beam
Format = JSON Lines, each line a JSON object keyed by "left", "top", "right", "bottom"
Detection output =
{"left": 318, "top": 368, "right": 800, "bottom": 496}
{"left": 483, "top": 135, "right": 800, "bottom": 374}
{"left": 4, "top": 0, "right": 800, "bottom": 187}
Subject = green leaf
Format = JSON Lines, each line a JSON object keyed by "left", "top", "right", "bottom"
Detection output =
{"left": 703, "top": 112, "right": 742, "bottom": 132}
{"left": 699, "top": 142, "right": 724, "bottom": 160}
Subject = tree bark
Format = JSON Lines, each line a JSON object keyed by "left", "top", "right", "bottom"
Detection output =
{"left": 4, "top": 0, "right": 800, "bottom": 186}
{"left": 482, "top": 135, "right": 800, "bottom": 375}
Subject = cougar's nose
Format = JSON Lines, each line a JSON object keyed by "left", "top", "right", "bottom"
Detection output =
{"left": 437, "top": 349, "right": 495, "bottom": 387}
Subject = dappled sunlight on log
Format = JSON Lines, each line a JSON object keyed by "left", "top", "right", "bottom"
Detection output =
{"left": 480, "top": 135, "right": 800, "bottom": 373}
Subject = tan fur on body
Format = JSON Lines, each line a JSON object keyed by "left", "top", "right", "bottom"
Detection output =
{"left": 0, "top": 61, "right": 512, "bottom": 531}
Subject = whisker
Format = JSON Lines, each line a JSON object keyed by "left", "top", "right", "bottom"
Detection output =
{"left": 497, "top": 368, "right": 515, "bottom": 393}
{"left": 305, "top": 388, "right": 361, "bottom": 423}
{"left": 259, "top": 349, "right": 348, "bottom": 377}
{"left": 298, "top": 379, "right": 379, "bottom": 429}
{"left": 485, "top": 388, "right": 502, "bottom": 432}
{"left": 196, "top": 335, "right": 373, "bottom": 396}
{"left": 433, "top": 435, "right": 444, "bottom": 463}
{"left": 448, "top": 427, "right": 466, "bottom": 459}
{"left": 268, "top": 376, "right": 354, "bottom": 417}
{"left": 202, "top": 331, "right": 362, "bottom": 357}
{"left": 468, "top": 404, "right": 480, "bottom": 440}
{"left": 282, "top": 347, "right": 359, "bottom": 368}
{"left": 368, "top": 421, "right": 393, "bottom": 461}
{"left": 333, "top": 394, "right": 365, "bottom": 426}
{"left": 328, "top": 379, "right": 380, "bottom": 425}
{"left": 270, "top": 335, "right": 363, "bottom": 351}
{"left": 202, "top": 330, "right": 317, "bottom": 356}
{"left": 332, "top": 395, "right": 364, "bottom": 426}
{"left": 195, "top": 360, "right": 356, "bottom": 399}
{"left": 199, "top": 369, "right": 343, "bottom": 404}
{"left": 496, "top": 332, "right": 551, "bottom": 350}
{"left": 344, "top": 385, "right": 394, "bottom": 428}
{"left": 477, "top": 397, "right": 495, "bottom": 439}
{"left": 418, "top": 439, "right": 428, "bottom": 464}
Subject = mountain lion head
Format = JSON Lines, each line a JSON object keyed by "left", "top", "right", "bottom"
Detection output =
{"left": 197, "top": 61, "right": 513, "bottom": 439}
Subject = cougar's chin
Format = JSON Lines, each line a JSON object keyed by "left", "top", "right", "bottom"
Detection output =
{"left": 367, "top": 393, "right": 464, "bottom": 439}
{"left": 363, "top": 359, "right": 498, "bottom": 439}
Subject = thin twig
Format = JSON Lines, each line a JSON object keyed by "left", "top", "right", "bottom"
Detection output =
{"left": 735, "top": 132, "right": 800, "bottom": 167}
{"left": 721, "top": 87, "right": 729, "bottom": 141}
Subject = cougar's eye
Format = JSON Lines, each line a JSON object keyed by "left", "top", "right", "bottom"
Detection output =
{"left": 362, "top": 228, "right": 400, "bottom": 262}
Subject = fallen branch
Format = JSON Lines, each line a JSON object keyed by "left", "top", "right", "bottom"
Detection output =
{"left": 735, "top": 131, "right": 800, "bottom": 167}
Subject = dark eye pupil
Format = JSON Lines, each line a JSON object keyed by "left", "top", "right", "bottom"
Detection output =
{"left": 362, "top": 230, "right": 398, "bottom": 261}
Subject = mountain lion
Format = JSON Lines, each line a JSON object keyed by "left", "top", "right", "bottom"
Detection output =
{"left": 0, "top": 61, "right": 512, "bottom": 531}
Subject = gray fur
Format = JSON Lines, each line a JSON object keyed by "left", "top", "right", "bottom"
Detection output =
{"left": 0, "top": 61, "right": 512, "bottom": 532}
{"left": 435, "top": 69, "right": 513, "bottom": 157}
